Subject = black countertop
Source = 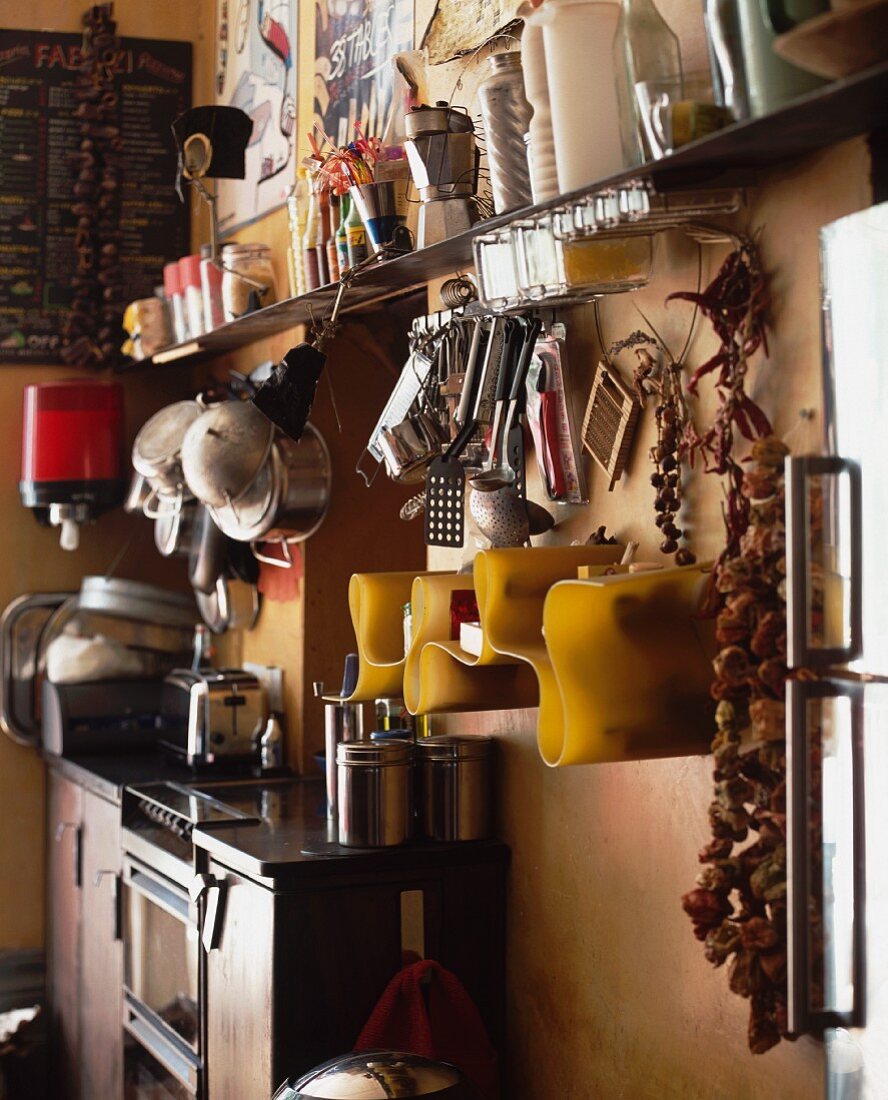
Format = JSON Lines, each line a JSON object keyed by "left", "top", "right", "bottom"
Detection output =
{"left": 49, "top": 755, "right": 509, "bottom": 883}
{"left": 189, "top": 778, "right": 509, "bottom": 886}
{"left": 48, "top": 750, "right": 199, "bottom": 804}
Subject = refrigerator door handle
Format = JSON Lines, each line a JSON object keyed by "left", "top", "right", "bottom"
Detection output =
{"left": 786, "top": 455, "right": 862, "bottom": 669}
{"left": 787, "top": 677, "right": 866, "bottom": 1036}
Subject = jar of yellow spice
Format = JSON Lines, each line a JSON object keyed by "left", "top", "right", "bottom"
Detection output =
{"left": 221, "top": 243, "right": 278, "bottom": 321}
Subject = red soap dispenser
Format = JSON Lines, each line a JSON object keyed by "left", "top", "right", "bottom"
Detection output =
{"left": 19, "top": 380, "right": 127, "bottom": 550}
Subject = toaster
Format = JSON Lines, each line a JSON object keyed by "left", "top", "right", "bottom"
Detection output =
{"left": 160, "top": 668, "right": 268, "bottom": 765}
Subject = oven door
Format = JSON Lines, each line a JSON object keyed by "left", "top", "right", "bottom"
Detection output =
{"left": 121, "top": 855, "right": 202, "bottom": 1098}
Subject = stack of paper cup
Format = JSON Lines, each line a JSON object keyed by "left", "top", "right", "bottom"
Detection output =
{"left": 537, "top": 0, "right": 624, "bottom": 192}
{"left": 520, "top": 4, "right": 560, "bottom": 202}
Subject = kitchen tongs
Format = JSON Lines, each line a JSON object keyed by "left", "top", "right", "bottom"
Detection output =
{"left": 424, "top": 317, "right": 501, "bottom": 547}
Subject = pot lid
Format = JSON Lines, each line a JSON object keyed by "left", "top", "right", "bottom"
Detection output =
{"left": 278, "top": 1051, "right": 467, "bottom": 1099}
{"left": 414, "top": 734, "right": 494, "bottom": 761}
{"left": 132, "top": 401, "right": 202, "bottom": 473}
{"left": 181, "top": 400, "right": 275, "bottom": 508}
{"left": 78, "top": 577, "right": 196, "bottom": 628}
{"left": 209, "top": 445, "right": 278, "bottom": 542}
{"left": 405, "top": 102, "right": 474, "bottom": 138}
{"left": 336, "top": 740, "right": 414, "bottom": 766}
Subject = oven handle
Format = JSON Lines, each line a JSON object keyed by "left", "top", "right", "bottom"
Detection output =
{"left": 189, "top": 873, "right": 228, "bottom": 952}
{"left": 124, "top": 860, "right": 192, "bottom": 924}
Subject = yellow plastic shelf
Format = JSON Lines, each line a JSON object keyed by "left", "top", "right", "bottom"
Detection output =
{"left": 347, "top": 570, "right": 441, "bottom": 702}
{"left": 403, "top": 546, "right": 626, "bottom": 715}
{"left": 404, "top": 572, "right": 538, "bottom": 714}
{"left": 540, "top": 564, "right": 717, "bottom": 766}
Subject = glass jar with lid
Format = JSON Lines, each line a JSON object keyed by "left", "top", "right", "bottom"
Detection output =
{"left": 220, "top": 243, "right": 278, "bottom": 322}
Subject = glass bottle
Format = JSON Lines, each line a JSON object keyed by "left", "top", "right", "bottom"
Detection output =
{"left": 345, "top": 193, "right": 368, "bottom": 270}
{"left": 335, "top": 192, "right": 351, "bottom": 275}
{"left": 327, "top": 193, "right": 341, "bottom": 282}
{"left": 315, "top": 186, "right": 330, "bottom": 286}
{"left": 301, "top": 177, "right": 321, "bottom": 293}
{"left": 613, "top": 0, "right": 683, "bottom": 166}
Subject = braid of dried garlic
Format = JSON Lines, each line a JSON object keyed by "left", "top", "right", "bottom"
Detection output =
{"left": 681, "top": 436, "right": 817, "bottom": 1055}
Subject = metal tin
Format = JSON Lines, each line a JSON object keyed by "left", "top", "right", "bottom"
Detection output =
{"left": 324, "top": 699, "right": 365, "bottom": 821}
{"left": 477, "top": 52, "right": 533, "bottom": 214}
{"left": 416, "top": 735, "right": 493, "bottom": 842}
{"left": 337, "top": 740, "right": 413, "bottom": 848}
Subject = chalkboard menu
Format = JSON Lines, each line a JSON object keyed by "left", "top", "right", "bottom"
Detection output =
{"left": 0, "top": 31, "right": 191, "bottom": 363}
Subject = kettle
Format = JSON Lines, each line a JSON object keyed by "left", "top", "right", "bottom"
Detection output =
{"left": 272, "top": 1051, "right": 479, "bottom": 1099}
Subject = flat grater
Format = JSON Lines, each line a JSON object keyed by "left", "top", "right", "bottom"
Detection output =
{"left": 424, "top": 317, "right": 502, "bottom": 547}
{"left": 581, "top": 362, "right": 642, "bottom": 490}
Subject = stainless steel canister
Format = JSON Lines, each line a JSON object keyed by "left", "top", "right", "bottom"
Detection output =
{"left": 416, "top": 735, "right": 494, "bottom": 842}
{"left": 477, "top": 52, "right": 533, "bottom": 214}
{"left": 337, "top": 739, "right": 413, "bottom": 848}
{"left": 324, "top": 698, "right": 364, "bottom": 821}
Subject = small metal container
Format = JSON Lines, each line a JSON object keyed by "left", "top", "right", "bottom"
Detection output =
{"left": 337, "top": 740, "right": 413, "bottom": 848}
{"left": 324, "top": 698, "right": 364, "bottom": 821}
{"left": 416, "top": 736, "right": 494, "bottom": 842}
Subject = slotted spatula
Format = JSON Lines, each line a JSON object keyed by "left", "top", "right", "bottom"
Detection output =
{"left": 424, "top": 317, "right": 501, "bottom": 548}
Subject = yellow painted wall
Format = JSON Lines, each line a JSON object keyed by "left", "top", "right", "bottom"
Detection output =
{"left": 0, "top": 0, "right": 213, "bottom": 948}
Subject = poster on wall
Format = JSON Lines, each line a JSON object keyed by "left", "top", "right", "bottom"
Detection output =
{"left": 0, "top": 30, "right": 191, "bottom": 364}
{"left": 313, "top": 0, "right": 415, "bottom": 150}
{"left": 215, "top": 0, "right": 298, "bottom": 235}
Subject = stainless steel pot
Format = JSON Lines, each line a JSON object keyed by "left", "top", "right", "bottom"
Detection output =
{"left": 180, "top": 399, "right": 274, "bottom": 508}
{"left": 415, "top": 735, "right": 494, "bottom": 842}
{"left": 195, "top": 576, "right": 259, "bottom": 634}
{"left": 337, "top": 739, "right": 413, "bottom": 848}
{"left": 210, "top": 423, "right": 331, "bottom": 567}
{"left": 132, "top": 400, "right": 202, "bottom": 501}
{"left": 274, "top": 1051, "right": 476, "bottom": 1099}
{"left": 154, "top": 499, "right": 197, "bottom": 558}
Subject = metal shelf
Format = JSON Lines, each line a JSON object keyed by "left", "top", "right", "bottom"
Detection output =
{"left": 119, "top": 60, "right": 888, "bottom": 374}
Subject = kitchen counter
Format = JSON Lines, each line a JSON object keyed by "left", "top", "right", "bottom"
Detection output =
{"left": 48, "top": 750, "right": 222, "bottom": 804}
{"left": 188, "top": 777, "right": 510, "bottom": 886}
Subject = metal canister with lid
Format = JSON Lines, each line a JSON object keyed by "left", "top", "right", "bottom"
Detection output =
{"left": 415, "top": 735, "right": 494, "bottom": 842}
{"left": 337, "top": 740, "right": 413, "bottom": 848}
{"left": 477, "top": 52, "right": 533, "bottom": 214}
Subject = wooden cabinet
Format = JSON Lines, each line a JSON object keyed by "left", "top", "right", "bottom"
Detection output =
{"left": 46, "top": 768, "right": 123, "bottom": 1099}
{"left": 205, "top": 856, "right": 507, "bottom": 1100}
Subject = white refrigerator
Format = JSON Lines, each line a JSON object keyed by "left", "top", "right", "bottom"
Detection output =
{"left": 786, "top": 200, "right": 888, "bottom": 1099}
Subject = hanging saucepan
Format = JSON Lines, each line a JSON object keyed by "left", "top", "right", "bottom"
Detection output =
{"left": 154, "top": 499, "right": 198, "bottom": 558}
{"left": 210, "top": 423, "right": 331, "bottom": 568}
{"left": 132, "top": 399, "right": 202, "bottom": 516}
{"left": 180, "top": 398, "right": 275, "bottom": 510}
{"left": 195, "top": 575, "right": 260, "bottom": 635}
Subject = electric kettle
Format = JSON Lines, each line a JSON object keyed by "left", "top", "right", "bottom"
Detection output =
{"left": 272, "top": 1051, "right": 479, "bottom": 1099}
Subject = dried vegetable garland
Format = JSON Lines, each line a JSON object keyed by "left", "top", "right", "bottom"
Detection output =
{"left": 62, "top": 4, "right": 124, "bottom": 367}
{"left": 673, "top": 236, "right": 807, "bottom": 1053}
{"left": 606, "top": 330, "right": 696, "bottom": 566}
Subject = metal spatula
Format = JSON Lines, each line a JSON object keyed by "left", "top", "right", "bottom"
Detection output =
{"left": 424, "top": 318, "right": 501, "bottom": 548}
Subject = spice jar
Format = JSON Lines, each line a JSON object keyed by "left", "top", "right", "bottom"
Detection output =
{"left": 337, "top": 739, "right": 413, "bottom": 848}
{"left": 416, "top": 735, "right": 494, "bottom": 842}
{"left": 220, "top": 243, "right": 277, "bottom": 322}
{"left": 163, "top": 261, "right": 188, "bottom": 344}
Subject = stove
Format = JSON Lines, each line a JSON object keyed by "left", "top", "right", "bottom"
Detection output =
{"left": 120, "top": 779, "right": 288, "bottom": 1100}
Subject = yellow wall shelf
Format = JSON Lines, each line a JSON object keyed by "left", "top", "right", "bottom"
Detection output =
{"left": 347, "top": 570, "right": 442, "bottom": 701}
{"left": 540, "top": 564, "right": 717, "bottom": 766}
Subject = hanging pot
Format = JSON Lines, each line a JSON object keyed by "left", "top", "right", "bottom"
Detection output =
{"left": 154, "top": 499, "right": 198, "bottom": 558}
{"left": 210, "top": 424, "right": 331, "bottom": 566}
{"left": 180, "top": 398, "right": 274, "bottom": 509}
{"left": 195, "top": 575, "right": 260, "bottom": 634}
{"left": 132, "top": 400, "right": 202, "bottom": 499}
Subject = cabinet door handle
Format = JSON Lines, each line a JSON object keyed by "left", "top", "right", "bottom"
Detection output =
{"left": 189, "top": 873, "right": 227, "bottom": 952}
{"left": 787, "top": 677, "right": 866, "bottom": 1035}
{"left": 55, "top": 821, "right": 82, "bottom": 889}
{"left": 786, "top": 454, "right": 863, "bottom": 668}
{"left": 95, "top": 869, "right": 122, "bottom": 941}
